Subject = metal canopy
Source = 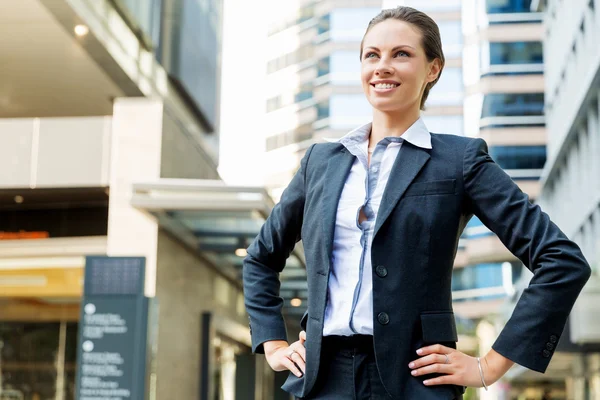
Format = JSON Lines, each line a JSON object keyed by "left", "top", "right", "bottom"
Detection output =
{"left": 131, "top": 179, "right": 308, "bottom": 316}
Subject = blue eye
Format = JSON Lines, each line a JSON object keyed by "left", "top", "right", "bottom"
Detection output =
{"left": 365, "top": 52, "right": 378, "bottom": 59}
{"left": 395, "top": 50, "right": 409, "bottom": 57}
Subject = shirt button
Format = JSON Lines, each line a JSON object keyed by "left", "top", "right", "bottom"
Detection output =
{"left": 546, "top": 342, "right": 554, "bottom": 351}
{"left": 372, "top": 167, "right": 379, "bottom": 173}
{"left": 377, "top": 312, "right": 390, "bottom": 325}
{"left": 549, "top": 335, "right": 558, "bottom": 344}
{"left": 375, "top": 265, "right": 388, "bottom": 278}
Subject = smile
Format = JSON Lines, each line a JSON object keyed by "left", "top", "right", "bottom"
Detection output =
{"left": 371, "top": 82, "right": 400, "bottom": 92}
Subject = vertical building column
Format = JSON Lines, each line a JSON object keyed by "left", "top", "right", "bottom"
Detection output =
{"left": 107, "top": 98, "right": 164, "bottom": 297}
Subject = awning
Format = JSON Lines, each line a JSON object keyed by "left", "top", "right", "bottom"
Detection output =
{"left": 131, "top": 179, "right": 307, "bottom": 316}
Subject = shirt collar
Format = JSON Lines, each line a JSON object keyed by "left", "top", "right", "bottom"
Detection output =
{"left": 326, "top": 117, "right": 432, "bottom": 153}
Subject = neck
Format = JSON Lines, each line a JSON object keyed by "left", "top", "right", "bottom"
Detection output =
{"left": 369, "top": 107, "right": 421, "bottom": 147}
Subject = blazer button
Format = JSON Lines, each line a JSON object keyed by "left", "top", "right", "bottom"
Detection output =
{"left": 542, "top": 349, "right": 551, "bottom": 358}
{"left": 546, "top": 342, "right": 554, "bottom": 351}
{"left": 549, "top": 335, "right": 558, "bottom": 344}
{"left": 377, "top": 312, "right": 390, "bottom": 325}
{"left": 375, "top": 265, "right": 388, "bottom": 277}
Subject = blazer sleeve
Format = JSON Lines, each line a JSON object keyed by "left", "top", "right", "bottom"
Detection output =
{"left": 243, "top": 144, "right": 315, "bottom": 354}
{"left": 462, "top": 138, "right": 591, "bottom": 373}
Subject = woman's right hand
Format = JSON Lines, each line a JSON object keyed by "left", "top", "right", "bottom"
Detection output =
{"left": 263, "top": 330, "right": 307, "bottom": 377}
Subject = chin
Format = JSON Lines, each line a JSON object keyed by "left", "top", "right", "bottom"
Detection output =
{"left": 369, "top": 99, "right": 407, "bottom": 113}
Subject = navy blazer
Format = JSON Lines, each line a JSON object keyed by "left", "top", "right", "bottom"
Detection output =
{"left": 243, "top": 133, "right": 591, "bottom": 399}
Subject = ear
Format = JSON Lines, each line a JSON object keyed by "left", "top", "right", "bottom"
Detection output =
{"left": 426, "top": 58, "right": 442, "bottom": 83}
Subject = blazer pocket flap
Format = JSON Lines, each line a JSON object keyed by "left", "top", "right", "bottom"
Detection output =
{"left": 405, "top": 179, "right": 456, "bottom": 197}
{"left": 421, "top": 312, "right": 458, "bottom": 343}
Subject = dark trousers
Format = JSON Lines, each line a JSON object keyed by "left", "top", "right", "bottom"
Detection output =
{"left": 298, "top": 335, "right": 392, "bottom": 400}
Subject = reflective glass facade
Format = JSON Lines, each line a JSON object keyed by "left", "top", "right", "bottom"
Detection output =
{"left": 160, "top": 0, "right": 222, "bottom": 131}
{"left": 489, "top": 41, "right": 543, "bottom": 65}
{"left": 481, "top": 93, "right": 545, "bottom": 117}
{"left": 489, "top": 145, "right": 547, "bottom": 169}
{"left": 118, "top": 0, "right": 162, "bottom": 46}
{"left": 464, "top": 216, "right": 493, "bottom": 239}
{"left": 486, "top": 0, "right": 533, "bottom": 14}
{"left": 452, "top": 262, "right": 523, "bottom": 293}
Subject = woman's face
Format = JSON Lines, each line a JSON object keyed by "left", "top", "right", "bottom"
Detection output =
{"left": 361, "top": 19, "right": 441, "bottom": 113}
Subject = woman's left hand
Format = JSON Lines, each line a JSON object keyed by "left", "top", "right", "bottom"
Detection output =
{"left": 408, "top": 344, "right": 500, "bottom": 388}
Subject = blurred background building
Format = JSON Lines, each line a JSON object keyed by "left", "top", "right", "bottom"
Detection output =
{"left": 0, "top": 0, "right": 300, "bottom": 399}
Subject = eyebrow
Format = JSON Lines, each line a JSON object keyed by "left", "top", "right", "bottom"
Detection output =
{"left": 363, "top": 45, "right": 416, "bottom": 52}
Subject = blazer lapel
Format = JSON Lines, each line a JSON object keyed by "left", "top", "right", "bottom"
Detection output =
{"left": 374, "top": 142, "right": 431, "bottom": 238}
{"left": 321, "top": 146, "right": 355, "bottom": 272}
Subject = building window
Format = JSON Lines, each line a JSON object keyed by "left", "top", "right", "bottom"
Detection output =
{"left": 489, "top": 41, "right": 543, "bottom": 64}
{"left": 317, "top": 101, "right": 330, "bottom": 120}
{"left": 268, "top": 3, "right": 316, "bottom": 36}
{"left": 481, "top": 93, "right": 545, "bottom": 117}
{"left": 318, "top": 14, "right": 330, "bottom": 35}
{"left": 488, "top": 145, "right": 547, "bottom": 169}
{"left": 486, "top": 0, "right": 534, "bottom": 13}
{"left": 317, "top": 57, "right": 330, "bottom": 77}
{"left": 465, "top": 216, "right": 493, "bottom": 239}
{"left": 266, "top": 124, "right": 314, "bottom": 151}
{"left": 452, "top": 263, "right": 504, "bottom": 291}
{"left": 267, "top": 45, "right": 314, "bottom": 74}
{"left": 452, "top": 262, "right": 523, "bottom": 293}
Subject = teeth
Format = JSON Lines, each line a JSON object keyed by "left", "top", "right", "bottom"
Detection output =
{"left": 374, "top": 83, "right": 399, "bottom": 89}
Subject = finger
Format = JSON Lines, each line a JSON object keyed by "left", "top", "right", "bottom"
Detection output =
{"left": 411, "top": 362, "right": 453, "bottom": 377}
{"left": 409, "top": 353, "right": 447, "bottom": 369}
{"left": 423, "top": 375, "right": 456, "bottom": 386}
{"left": 299, "top": 330, "right": 306, "bottom": 344}
{"left": 290, "top": 352, "right": 306, "bottom": 373}
{"left": 295, "top": 342, "right": 307, "bottom": 362}
{"left": 282, "top": 356, "right": 304, "bottom": 377}
{"left": 416, "top": 344, "right": 452, "bottom": 356}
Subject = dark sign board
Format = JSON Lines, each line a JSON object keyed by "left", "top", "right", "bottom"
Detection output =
{"left": 75, "top": 256, "right": 149, "bottom": 400}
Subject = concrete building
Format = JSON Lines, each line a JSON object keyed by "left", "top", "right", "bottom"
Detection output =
{"left": 0, "top": 1, "right": 299, "bottom": 399}
{"left": 528, "top": 0, "right": 600, "bottom": 398}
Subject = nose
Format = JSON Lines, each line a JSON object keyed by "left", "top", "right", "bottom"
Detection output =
{"left": 375, "top": 58, "right": 394, "bottom": 75}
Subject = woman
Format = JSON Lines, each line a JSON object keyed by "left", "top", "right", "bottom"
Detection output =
{"left": 243, "top": 6, "right": 591, "bottom": 400}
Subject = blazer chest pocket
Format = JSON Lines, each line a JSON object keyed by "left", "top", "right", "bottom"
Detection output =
{"left": 404, "top": 179, "right": 456, "bottom": 197}
{"left": 420, "top": 311, "right": 458, "bottom": 343}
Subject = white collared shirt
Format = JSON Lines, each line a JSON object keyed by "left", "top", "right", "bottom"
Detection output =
{"left": 322, "top": 117, "right": 432, "bottom": 336}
